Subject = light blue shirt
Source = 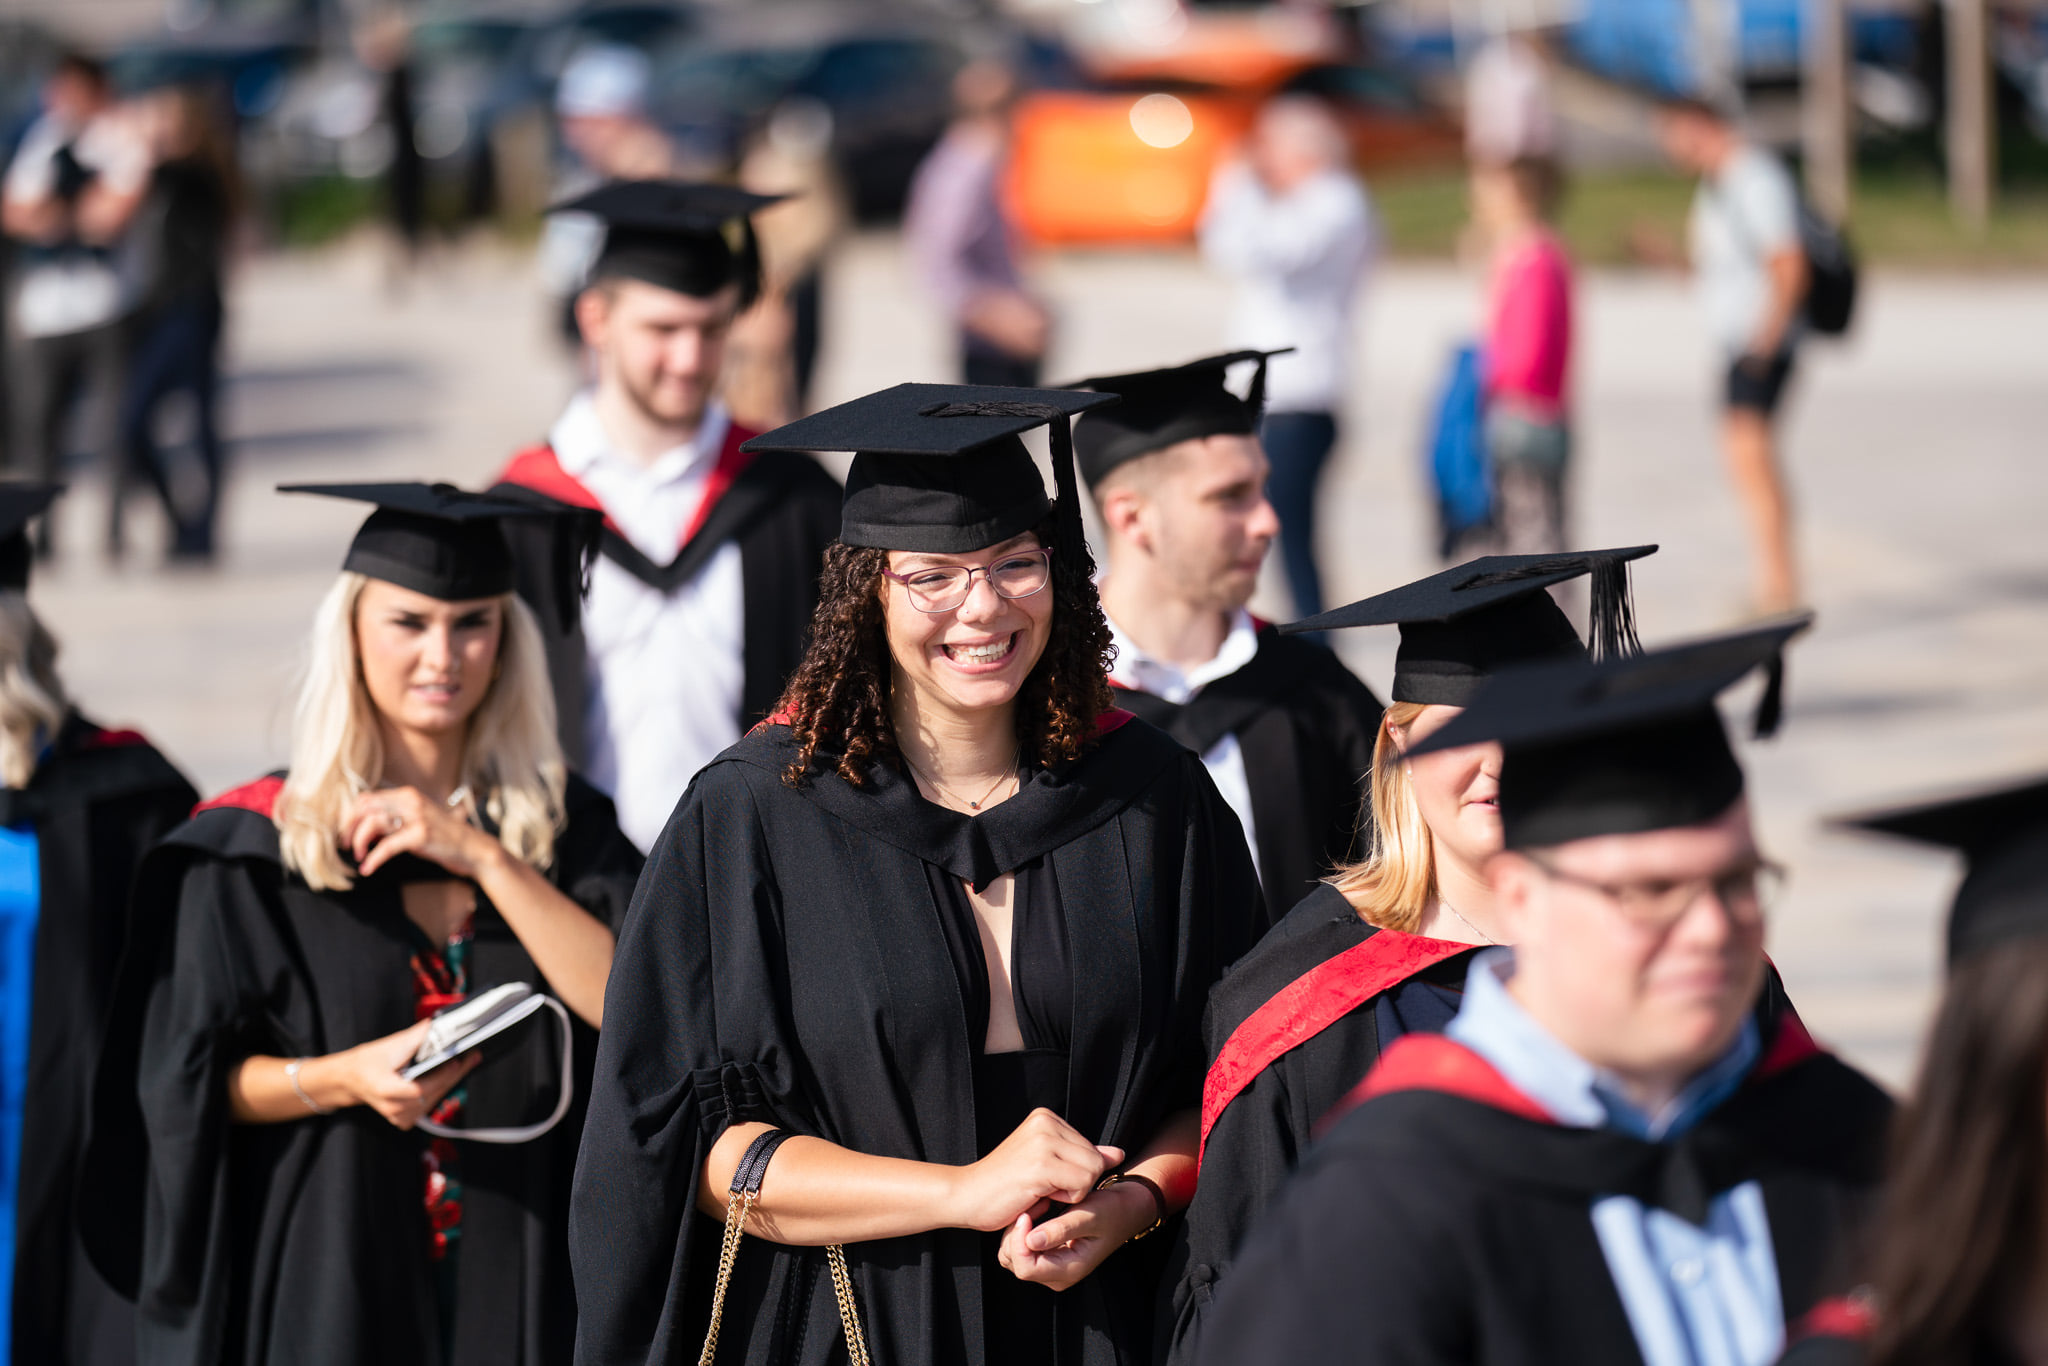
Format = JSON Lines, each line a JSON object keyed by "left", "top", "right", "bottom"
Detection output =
{"left": 1445, "top": 950, "right": 1783, "bottom": 1366}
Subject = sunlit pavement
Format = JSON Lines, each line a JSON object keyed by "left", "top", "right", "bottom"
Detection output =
{"left": 40, "top": 228, "right": 2048, "bottom": 1089}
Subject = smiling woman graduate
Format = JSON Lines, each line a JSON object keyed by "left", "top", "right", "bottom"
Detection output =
{"left": 568, "top": 384, "right": 1267, "bottom": 1366}
{"left": 82, "top": 484, "right": 643, "bottom": 1366}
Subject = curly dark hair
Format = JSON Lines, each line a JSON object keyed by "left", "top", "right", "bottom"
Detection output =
{"left": 774, "top": 518, "right": 1116, "bottom": 788}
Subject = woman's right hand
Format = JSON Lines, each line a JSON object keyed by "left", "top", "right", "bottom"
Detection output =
{"left": 316, "top": 1019, "right": 479, "bottom": 1130}
{"left": 947, "top": 1108, "right": 1123, "bottom": 1234}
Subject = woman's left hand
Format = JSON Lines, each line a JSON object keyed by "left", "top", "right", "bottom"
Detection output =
{"left": 343, "top": 787, "right": 493, "bottom": 879}
{"left": 994, "top": 1180, "right": 1157, "bottom": 1292}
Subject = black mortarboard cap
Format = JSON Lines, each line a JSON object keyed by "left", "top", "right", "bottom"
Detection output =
{"left": 740, "top": 382, "right": 1118, "bottom": 557}
{"left": 0, "top": 484, "right": 61, "bottom": 591}
{"left": 551, "top": 180, "right": 784, "bottom": 306}
{"left": 1839, "top": 778, "right": 2048, "bottom": 968}
{"left": 1069, "top": 349, "right": 1291, "bottom": 488}
{"left": 1281, "top": 546, "right": 1657, "bottom": 703}
{"left": 280, "top": 483, "right": 602, "bottom": 633}
{"left": 1411, "top": 616, "right": 1811, "bottom": 849}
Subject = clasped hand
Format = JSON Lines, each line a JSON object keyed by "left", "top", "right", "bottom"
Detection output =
{"left": 951, "top": 1107, "right": 1154, "bottom": 1292}
{"left": 342, "top": 786, "right": 494, "bottom": 879}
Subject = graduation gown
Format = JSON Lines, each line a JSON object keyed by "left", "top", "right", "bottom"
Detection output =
{"left": 491, "top": 429, "right": 843, "bottom": 766}
{"left": 1162, "top": 882, "right": 1478, "bottom": 1362}
{"left": 1190, "top": 1011, "right": 1894, "bottom": 1366}
{"left": 569, "top": 712, "right": 1269, "bottom": 1366}
{"left": 80, "top": 774, "right": 642, "bottom": 1366}
{"left": 7, "top": 714, "right": 195, "bottom": 1366}
{"left": 1109, "top": 625, "right": 1381, "bottom": 917}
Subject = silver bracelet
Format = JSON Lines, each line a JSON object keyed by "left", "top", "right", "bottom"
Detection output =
{"left": 285, "top": 1057, "right": 332, "bottom": 1115}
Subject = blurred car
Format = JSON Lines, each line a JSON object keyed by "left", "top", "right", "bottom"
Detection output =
{"left": 1007, "top": 56, "right": 1459, "bottom": 246}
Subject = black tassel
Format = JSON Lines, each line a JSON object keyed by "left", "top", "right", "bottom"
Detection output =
{"left": 1587, "top": 558, "right": 1642, "bottom": 663}
{"left": 1247, "top": 354, "right": 1269, "bottom": 420}
{"left": 1753, "top": 654, "right": 1786, "bottom": 738}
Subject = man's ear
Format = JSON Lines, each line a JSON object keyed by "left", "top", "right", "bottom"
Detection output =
{"left": 1486, "top": 851, "right": 1535, "bottom": 942}
{"left": 1096, "top": 483, "right": 1152, "bottom": 554}
{"left": 572, "top": 287, "right": 610, "bottom": 350}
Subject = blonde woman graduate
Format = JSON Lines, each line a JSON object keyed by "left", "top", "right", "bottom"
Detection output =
{"left": 1165, "top": 547, "right": 1659, "bottom": 1362}
{"left": 82, "top": 484, "right": 643, "bottom": 1366}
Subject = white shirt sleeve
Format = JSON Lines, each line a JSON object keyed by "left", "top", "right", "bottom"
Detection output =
{"left": 3, "top": 117, "right": 64, "bottom": 204}
{"left": 1728, "top": 150, "right": 1800, "bottom": 256}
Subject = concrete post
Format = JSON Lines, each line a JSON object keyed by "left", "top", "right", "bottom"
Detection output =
{"left": 1803, "top": 0, "right": 1854, "bottom": 222}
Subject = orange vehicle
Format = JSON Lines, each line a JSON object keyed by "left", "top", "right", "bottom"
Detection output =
{"left": 1007, "top": 51, "right": 1461, "bottom": 246}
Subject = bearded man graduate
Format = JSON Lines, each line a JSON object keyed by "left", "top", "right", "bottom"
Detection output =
{"left": 494, "top": 181, "right": 841, "bottom": 852}
{"left": 1194, "top": 618, "right": 1893, "bottom": 1366}
{"left": 1073, "top": 352, "right": 1382, "bottom": 916}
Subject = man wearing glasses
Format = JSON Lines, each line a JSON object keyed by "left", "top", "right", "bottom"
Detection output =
{"left": 1193, "top": 618, "right": 1893, "bottom": 1366}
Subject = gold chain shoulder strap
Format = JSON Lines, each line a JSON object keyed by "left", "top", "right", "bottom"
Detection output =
{"left": 699, "top": 1129, "right": 874, "bottom": 1366}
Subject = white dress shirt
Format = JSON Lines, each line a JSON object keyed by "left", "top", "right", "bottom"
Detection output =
{"left": 1105, "top": 608, "right": 1263, "bottom": 878}
{"left": 549, "top": 392, "right": 745, "bottom": 852}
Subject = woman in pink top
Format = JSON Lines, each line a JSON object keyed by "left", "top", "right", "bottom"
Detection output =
{"left": 1473, "top": 158, "right": 1573, "bottom": 555}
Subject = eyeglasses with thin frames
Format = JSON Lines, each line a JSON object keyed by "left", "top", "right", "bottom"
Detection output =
{"left": 1520, "top": 853, "right": 1786, "bottom": 932}
{"left": 880, "top": 547, "right": 1054, "bottom": 615}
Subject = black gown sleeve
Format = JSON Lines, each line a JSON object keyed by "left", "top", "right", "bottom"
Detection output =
{"left": 568, "top": 764, "right": 816, "bottom": 1366}
{"left": 1189, "top": 1121, "right": 1475, "bottom": 1366}
{"left": 554, "top": 776, "right": 644, "bottom": 929}
{"left": 129, "top": 855, "right": 292, "bottom": 1366}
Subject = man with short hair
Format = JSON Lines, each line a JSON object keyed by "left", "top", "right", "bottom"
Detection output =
{"left": 1659, "top": 98, "right": 1810, "bottom": 616}
{"left": 1194, "top": 619, "right": 1892, "bottom": 1366}
{"left": 495, "top": 182, "right": 840, "bottom": 852}
{"left": 1076, "top": 351, "right": 1382, "bottom": 917}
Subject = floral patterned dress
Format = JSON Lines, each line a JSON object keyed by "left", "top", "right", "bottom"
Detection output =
{"left": 410, "top": 915, "right": 473, "bottom": 1281}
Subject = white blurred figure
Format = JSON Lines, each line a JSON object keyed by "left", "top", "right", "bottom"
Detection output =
{"left": 1465, "top": 34, "right": 1557, "bottom": 167}
{"left": 538, "top": 44, "right": 675, "bottom": 343}
{"left": 1198, "top": 97, "right": 1376, "bottom": 619}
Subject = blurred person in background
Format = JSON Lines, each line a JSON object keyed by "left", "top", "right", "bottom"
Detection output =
{"left": 357, "top": 10, "right": 425, "bottom": 282}
{"left": 1074, "top": 349, "right": 1383, "bottom": 919}
{"left": 2, "top": 53, "right": 150, "bottom": 555}
{"left": 1658, "top": 98, "right": 1810, "bottom": 618}
{"left": 904, "top": 57, "right": 1050, "bottom": 388}
{"left": 0, "top": 485, "right": 196, "bottom": 1366}
{"left": 109, "top": 84, "right": 236, "bottom": 564}
{"left": 1200, "top": 96, "right": 1377, "bottom": 621}
{"left": 536, "top": 45, "right": 677, "bottom": 348}
{"left": 1472, "top": 157, "right": 1573, "bottom": 557}
{"left": 81, "top": 484, "right": 640, "bottom": 1366}
{"left": 495, "top": 184, "right": 840, "bottom": 854}
{"left": 1778, "top": 779, "right": 2048, "bottom": 1366}
{"left": 723, "top": 99, "right": 848, "bottom": 429}
{"left": 1465, "top": 32, "right": 1557, "bottom": 168}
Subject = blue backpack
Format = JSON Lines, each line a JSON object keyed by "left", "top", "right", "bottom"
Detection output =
{"left": 1427, "top": 343, "right": 1493, "bottom": 558}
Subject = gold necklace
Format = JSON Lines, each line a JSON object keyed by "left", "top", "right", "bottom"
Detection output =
{"left": 1438, "top": 897, "right": 1497, "bottom": 946}
{"left": 903, "top": 750, "right": 1020, "bottom": 812}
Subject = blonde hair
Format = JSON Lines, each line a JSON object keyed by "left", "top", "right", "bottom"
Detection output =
{"left": 275, "top": 572, "right": 567, "bottom": 892}
{"left": 0, "top": 592, "right": 68, "bottom": 789}
{"left": 1328, "top": 701, "right": 1437, "bottom": 932}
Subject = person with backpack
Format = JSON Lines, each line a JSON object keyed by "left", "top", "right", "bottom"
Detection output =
{"left": 1657, "top": 98, "right": 1814, "bottom": 618}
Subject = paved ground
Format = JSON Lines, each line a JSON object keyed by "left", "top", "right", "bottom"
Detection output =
{"left": 35, "top": 229, "right": 2048, "bottom": 1089}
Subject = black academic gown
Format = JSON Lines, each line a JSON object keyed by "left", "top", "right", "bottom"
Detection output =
{"left": 80, "top": 774, "right": 643, "bottom": 1366}
{"left": 569, "top": 714, "right": 1269, "bottom": 1366}
{"left": 1162, "top": 882, "right": 1478, "bottom": 1363}
{"left": 1110, "top": 626, "right": 1380, "bottom": 916}
{"left": 492, "top": 436, "right": 842, "bottom": 767}
{"left": 9, "top": 714, "right": 195, "bottom": 1366}
{"left": 1190, "top": 1010, "right": 1894, "bottom": 1366}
